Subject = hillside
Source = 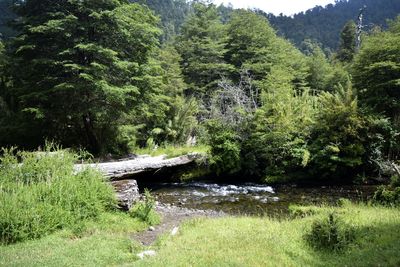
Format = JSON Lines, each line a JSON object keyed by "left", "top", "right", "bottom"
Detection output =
{"left": 2, "top": 0, "right": 399, "bottom": 50}
{"left": 137, "top": 0, "right": 400, "bottom": 50}
{"left": 263, "top": 0, "right": 400, "bottom": 50}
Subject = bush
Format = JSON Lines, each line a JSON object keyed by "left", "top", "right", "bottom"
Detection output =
{"left": 372, "top": 186, "right": 400, "bottom": 206}
{"left": 206, "top": 120, "right": 242, "bottom": 175}
{"left": 305, "top": 213, "right": 356, "bottom": 252}
{"left": 289, "top": 205, "right": 318, "bottom": 218}
{"left": 129, "top": 189, "right": 160, "bottom": 226}
{"left": 0, "top": 146, "right": 116, "bottom": 244}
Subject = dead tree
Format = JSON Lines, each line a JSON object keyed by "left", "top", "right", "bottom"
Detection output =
{"left": 210, "top": 70, "right": 259, "bottom": 127}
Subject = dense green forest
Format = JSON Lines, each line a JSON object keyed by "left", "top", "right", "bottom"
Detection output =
{"left": 0, "top": 0, "right": 400, "bottom": 185}
{"left": 2, "top": 0, "right": 399, "bottom": 51}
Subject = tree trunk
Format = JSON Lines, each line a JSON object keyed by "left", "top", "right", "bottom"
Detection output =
{"left": 82, "top": 113, "right": 100, "bottom": 154}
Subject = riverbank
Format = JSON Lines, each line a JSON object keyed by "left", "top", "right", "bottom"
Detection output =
{"left": 137, "top": 202, "right": 400, "bottom": 267}
{"left": 1, "top": 202, "right": 399, "bottom": 266}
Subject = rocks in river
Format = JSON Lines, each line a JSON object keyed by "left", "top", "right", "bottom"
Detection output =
{"left": 111, "top": 179, "right": 139, "bottom": 210}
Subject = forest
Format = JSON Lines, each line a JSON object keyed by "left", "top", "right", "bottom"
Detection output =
{"left": 1, "top": 0, "right": 399, "bottom": 184}
{"left": 1, "top": 1, "right": 400, "bottom": 266}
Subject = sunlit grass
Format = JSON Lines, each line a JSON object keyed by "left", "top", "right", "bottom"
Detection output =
{"left": 0, "top": 212, "right": 148, "bottom": 267}
{"left": 137, "top": 203, "right": 400, "bottom": 267}
{"left": 2, "top": 201, "right": 400, "bottom": 266}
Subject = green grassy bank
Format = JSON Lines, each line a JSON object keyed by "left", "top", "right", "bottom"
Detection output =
{"left": 2, "top": 203, "right": 400, "bottom": 267}
{"left": 138, "top": 203, "right": 400, "bottom": 267}
{"left": 0, "top": 212, "right": 148, "bottom": 267}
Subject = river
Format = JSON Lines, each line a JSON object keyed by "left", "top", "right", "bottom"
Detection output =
{"left": 139, "top": 181, "right": 377, "bottom": 216}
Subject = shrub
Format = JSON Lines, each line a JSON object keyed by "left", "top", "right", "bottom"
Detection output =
{"left": 305, "top": 213, "right": 356, "bottom": 252}
{"left": 288, "top": 205, "right": 318, "bottom": 218}
{"left": 129, "top": 189, "right": 160, "bottom": 226}
{"left": 206, "top": 120, "right": 242, "bottom": 175}
{"left": 372, "top": 186, "right": 400, "bottom": 206}
{"left": 0, "top": 146, "right": 116, "bottom": 244}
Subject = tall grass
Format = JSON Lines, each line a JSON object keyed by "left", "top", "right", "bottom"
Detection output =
{"left": 0, "top": 146, "right": 117, "bottom": 244}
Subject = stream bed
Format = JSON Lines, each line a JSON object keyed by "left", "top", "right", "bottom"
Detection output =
{"left": 140, "top": 181, "right": 377, "bottom": 216}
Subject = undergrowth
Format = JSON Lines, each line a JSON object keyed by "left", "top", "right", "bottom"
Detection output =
{"left": 305, "top": 212, "right": 357, "bottom": 252}
{"left": 129, "top": 189, "right": 160, "bottom": 226}
{"left": 0, "top": 145, "right": 117, "bottom": 244}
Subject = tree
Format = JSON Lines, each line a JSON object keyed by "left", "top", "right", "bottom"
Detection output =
{"left": 303, "top": 40, "right": 349, "bottom": 92}
{"left": 264, "top": 0, "right": 400, "bottom": 51}
{"left": 133, "top": 0, "right": 192, "bottom": 42}
{"left": 225, "top": 9, "right": 277, "bottom": 81}
{"left": 309, "top": 82, "right": 369, "bottom": 180}
{"left": 243, "top": 65, "right": 317, "bottom": 181}
{"left": 226, "top": 10, "right": 309, "bottom": 93}
{"left": 353, "top": 16, "right": 400, "bottom": 120}
{"left": 131, "top": 44, "right": 197, "bottom": 147}
{"left": 0, "top": 40, "right": 8, "bottom": 113}
{"left": 8, "top": 0, "right": 160, "bottom": 153}
{"left": 337, "top": 20, "right": 357, "bottom": 62}
{"left": 175, "top": 2, "right": 233, "bottom": 101}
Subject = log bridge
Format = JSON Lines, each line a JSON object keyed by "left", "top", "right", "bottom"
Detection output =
{"left": 74, "top": 153, "right": 203, "bottom": 210}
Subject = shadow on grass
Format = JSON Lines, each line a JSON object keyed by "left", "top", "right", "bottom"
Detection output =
{"left": 314, "top": 222, "right": 400, "bottom": 267}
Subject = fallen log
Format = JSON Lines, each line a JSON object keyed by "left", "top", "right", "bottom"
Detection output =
{"left": 75, "top": 153, "right": 204, "bottom": 210}
{"left": 75, "top": 153, "right": 203, "bottom": 180}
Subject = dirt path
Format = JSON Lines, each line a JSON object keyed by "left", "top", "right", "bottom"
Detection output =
{"left": 132, "top": 204, "right": 224, "bottom": 246}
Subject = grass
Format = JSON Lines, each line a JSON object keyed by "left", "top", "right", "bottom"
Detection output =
{"left": 137, "top": 203, "right": 400, "bottom": 267}
{"left": 2, "top": 202, "right": 400, "bottom": 266}
{"left": 133, "top": 144, "right": 209, "bottom": 158}
{"left": 0, "top": 212, "right": 148, "bottom": 267}
{"left": 1, "top": 151, "right": 399, "bottom": 267}
{"left": 0, "top": 146, "right": 117, "bottom": 244}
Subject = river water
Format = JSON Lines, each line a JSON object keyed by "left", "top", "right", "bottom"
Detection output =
{"left": 140, "top": 181, "right": 377, "bottom": 216}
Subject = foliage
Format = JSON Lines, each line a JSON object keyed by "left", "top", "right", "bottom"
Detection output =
{"left": 308, "top": 82, "right": 369, "bottom": 179}
{"left": 127, "top": 44, "right": 196, "bottom": 149}
{"left": 243, "top": 65, "right": 317, "bottom": 180}
{"left": 133, "top": 0, "right": 191, "bottom": 42}
{"left": 6, "top": 0, "right": 161, "bottom": 153}
{"left": 373, "top": 185, "right": 400, "bottom": 206}
{"left": 129, "top": 189, "right": 160, "bottom": 226}
{"left": 304, "top": 40, "right": 349, "bottom": 91}
{"left": 305, "top": 213, "right": 357, "bottom": 252}
{"left": 263, "top": 0, "right": 400, "bottom": 51}
{"left": 225, "top": 9, "right": 309, "bottom": 92}
{"left": 206, "top": 120, "right": 242, "bottom": 175}
{"left": 0, "top": 0, "right": 16, "bottom": 38}
{"left": 0, "top": 146, "right": 116, "bottom": 244}
{"left": 0, "top": 0, "right": 399, "bottom": 183}
{"left": 289, "top": 205, "right": 319, "bottom": 218}
{"left": 175, "top": 2, "right": 233, "bottom": 100}
{"left": 134, "top": 144, "right": 208, "bottom": 159}
{"left": 336, "top": 20, "right": 357, "bottom": 62}
{"left": 353, "top": 16, "right": 400, "bottom": 119}
{"left": 225, "top": 9, "right": 277, "bottom": 80}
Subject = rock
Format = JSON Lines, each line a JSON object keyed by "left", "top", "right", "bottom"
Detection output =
{"left": 111, "top": 179, "right": 139, "bottom": 210}
{"left": 149, "top": 226, "right": 155, "bottom": 231}
{"left": 137, "top": 250, "right": 156, "bottom": 260}
{"left": 171, "top": 227, "right": 179, "bottom": 236}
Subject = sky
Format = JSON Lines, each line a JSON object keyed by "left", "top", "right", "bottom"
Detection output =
{"left": 212, "top": 0, "right": 337, "bottom": 16}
